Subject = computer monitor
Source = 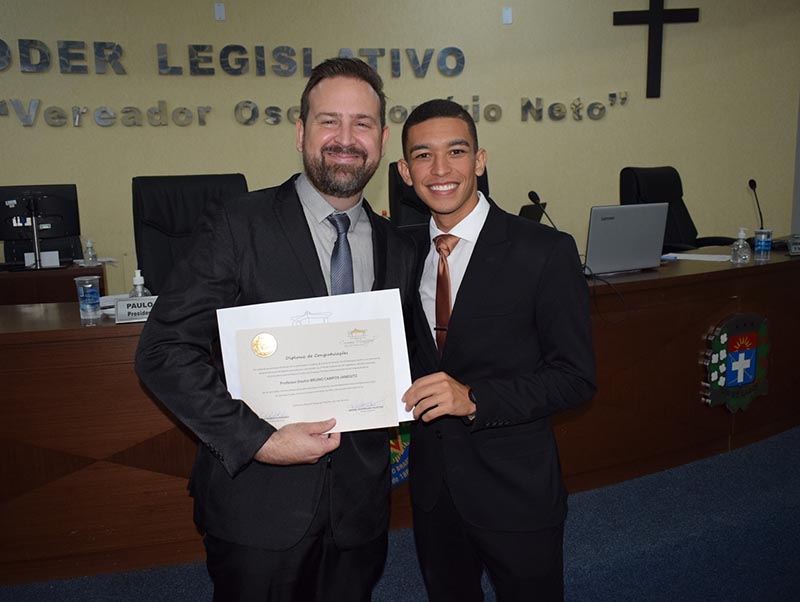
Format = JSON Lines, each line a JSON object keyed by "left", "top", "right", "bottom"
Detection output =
{"left": 0, "top": 184, "right": 82, "bottom": 263}
{"left": 388, "top": 162, "right": 490, "bottom": 230}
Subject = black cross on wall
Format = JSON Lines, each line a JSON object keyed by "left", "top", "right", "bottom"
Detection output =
{"left": 614, "top": 0, "right": 700, "bottom": 98}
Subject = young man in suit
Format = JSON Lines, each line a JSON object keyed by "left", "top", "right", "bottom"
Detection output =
{"left": 135, "top": 58, "right": 416, "bottom": 602}
{"left": 398, "top": 99, "right": 596, "bottom": 602}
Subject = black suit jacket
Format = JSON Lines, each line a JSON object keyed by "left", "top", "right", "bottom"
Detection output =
{"left": 135, "top": 175, "right": 416, "bottom": 550}
{"left": 409, "top": 202, "right": 595, "bottom": 531}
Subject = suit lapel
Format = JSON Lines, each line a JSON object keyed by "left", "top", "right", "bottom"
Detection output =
{"left": 447, "top": 203, "right": 510, "bottom": 335}
{"left": 273, "top": 177, "right": 329, "bottom": 298}
{"left": 363, "top": 199, "right": 386, "bottom": 291}
{"left": 409, "top": 225, "right": 439, "bottom": 369}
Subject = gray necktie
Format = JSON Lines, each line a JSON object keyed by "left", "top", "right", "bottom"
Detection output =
{"left": 327, "top": 212, "right": 354, "bottom": 295}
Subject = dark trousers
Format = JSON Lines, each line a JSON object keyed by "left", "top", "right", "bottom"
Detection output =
{"left": 412, "top": 484, "right": 564, "bottom": 602}
{"left": 204, "top": 476, "right": 388, "bottom": 602}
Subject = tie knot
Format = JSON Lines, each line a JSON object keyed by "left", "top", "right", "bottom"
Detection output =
{"left": 327, "top": 212, "right": 351, "bottom": 235}
{"left": 434, "top": 234, "right": 459, "bottom": 258}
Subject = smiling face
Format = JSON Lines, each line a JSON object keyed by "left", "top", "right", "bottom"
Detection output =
{"left": 398, "top": 117, "right": 487, "bottom": 232}
{"left": 296, "top": 76, "right": 389, "bottom": 211}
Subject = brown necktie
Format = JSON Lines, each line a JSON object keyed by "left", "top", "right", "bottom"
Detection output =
{"left": 434, "top": 234, "right": 459, "bottom": 358}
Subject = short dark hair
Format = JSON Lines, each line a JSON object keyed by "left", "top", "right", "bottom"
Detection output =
{"left": 300, "top": 57, "right": 386, "bottom": 127}
{"left": 401, "top": 99, "right": 479, "bottom": 158}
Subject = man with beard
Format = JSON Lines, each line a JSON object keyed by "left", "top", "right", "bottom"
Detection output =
{"left": 135, "top": 58, "right": 416, "bottom": 602}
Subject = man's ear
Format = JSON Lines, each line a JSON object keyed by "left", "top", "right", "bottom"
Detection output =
{"left": 380, "top": 126, "right": 390, "bottom": 157}
{"left": 475, "top": 148, "right": 487, "bottom": 177}
{"left": 397, "top": 159, "right": 413, "bottom": 186}
{"left": 295, "top": 119, "right": 304, "bottom": 153}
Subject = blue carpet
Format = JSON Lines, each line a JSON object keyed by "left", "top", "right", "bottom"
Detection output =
{"left": 3, "top": 427, "right": 799, "bottom": 601}
{"left": 563, "top": 426, "right": 800, "bottom": 602}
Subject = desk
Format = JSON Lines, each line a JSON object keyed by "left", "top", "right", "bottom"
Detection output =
{"left": 0, "top": 305, "right": 199, "bottom": 584}
{"left": 556, "top": 249, "right": 800, "bottom": 491}
{"left": 2, "top": 252, "right": 799, "bottom": 584}
{"left": 0, "top": 264, "right": 106, "bottom": 305}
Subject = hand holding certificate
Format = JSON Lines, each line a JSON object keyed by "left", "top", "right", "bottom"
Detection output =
{"left": 217, "top": 289, "right": 414, "bottom": 433}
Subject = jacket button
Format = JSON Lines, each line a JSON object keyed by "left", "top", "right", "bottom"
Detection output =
{"left": 435, "top": 429, "right": 442, "bottom": 439}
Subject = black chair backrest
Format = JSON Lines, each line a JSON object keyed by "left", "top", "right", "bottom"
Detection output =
{"left": 387, "top": 162, "right": 490, "bottom": 230}
{"left": 132, "top": 173, "right": 248, "bottom": 294}
{"left": 620, "top": 166, "right": 698, "bottom": 248}
{"left": 518, "top": 202, "right": 546, "bottom": 223}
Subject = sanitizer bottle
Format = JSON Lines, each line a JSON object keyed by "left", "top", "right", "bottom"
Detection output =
{"left": 730, "top": 228, "right": 751, "bottom": 264}
{"left": 129, "top": 269, "right": 152, "bottom": 297}
{"left": 84, "top": 240, "right": 99, "bottom": 266}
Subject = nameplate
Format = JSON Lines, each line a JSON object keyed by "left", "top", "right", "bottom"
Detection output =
{"left": 115, "top": 296, "right": 158, "bottom": 323}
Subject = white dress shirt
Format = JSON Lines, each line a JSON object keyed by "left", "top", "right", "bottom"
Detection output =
{"left": 295, "top": 173, "right": 375, "bottom": 294}
{"left": 420, "top": 192, "right": 490, "bottom": 342}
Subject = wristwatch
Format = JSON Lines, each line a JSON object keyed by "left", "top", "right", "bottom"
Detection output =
{"left": 464, "top": 388, "right": 478, "bottom": 424}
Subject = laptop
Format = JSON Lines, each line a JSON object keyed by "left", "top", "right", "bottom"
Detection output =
{"left": 582, "top": 203, "right": 668, "bottom": 276}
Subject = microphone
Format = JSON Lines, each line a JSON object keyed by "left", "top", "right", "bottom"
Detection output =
{"left": 527, "top": 191, "right": 559, "bottom": 231}
{"left": 748, "top": 179, "right": 764, "bottom": 230}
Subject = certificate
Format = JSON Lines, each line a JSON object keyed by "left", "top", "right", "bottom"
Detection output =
{"left": 216, "top": 289, "right": 413, "bottom": 432}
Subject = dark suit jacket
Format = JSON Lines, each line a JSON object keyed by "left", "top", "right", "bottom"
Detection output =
{"left": 135, "top": 175, "right": 416, "bottom": 550}
{"left": 409, "top": 202, "right": 595, "bottom": 532}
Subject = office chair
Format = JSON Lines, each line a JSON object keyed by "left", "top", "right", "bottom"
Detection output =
{"left": 620, "top": 166, "right": 734, "bottom": 253}
{"left": 387, "top": 161, "right": 490, "bottom": 231}
{"left": 518, "top": 202, "right": 546, "bottom": 223}
{"left": 132, "top": 173, "right": 248, "bottom": 294}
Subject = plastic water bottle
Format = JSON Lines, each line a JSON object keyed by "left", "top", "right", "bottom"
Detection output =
{"left": 730, "top": 227, "right": 751, "bottom": 264}
{"left": 129, "top": 269, "right": 152, "bottom": 297}
{"left": 84, "top": 240, "right": 99, "bottom": 266}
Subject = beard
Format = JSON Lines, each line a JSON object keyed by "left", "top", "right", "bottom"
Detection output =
{"left": 303, "top": 143, "right": 380, "bottom": 199}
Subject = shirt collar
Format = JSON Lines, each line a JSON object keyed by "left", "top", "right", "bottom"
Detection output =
{"left": 296, "top": 173, "right": 365, "bottom": 230}
{"left": 429, "top": 191, "right": 490, "bottom": 243}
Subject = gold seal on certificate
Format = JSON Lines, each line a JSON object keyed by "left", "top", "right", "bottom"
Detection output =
{"left": 251, "top": 333, "right": 278, "bottom": 358}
